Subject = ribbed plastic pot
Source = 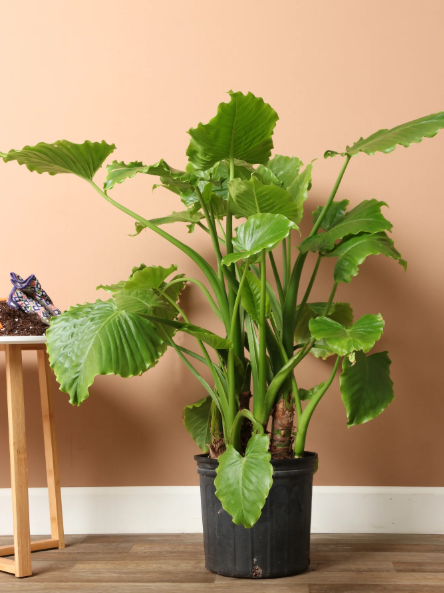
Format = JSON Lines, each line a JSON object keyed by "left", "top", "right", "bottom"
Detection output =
{"left": 195, "top": 451, "right": 318, "bottom": 579}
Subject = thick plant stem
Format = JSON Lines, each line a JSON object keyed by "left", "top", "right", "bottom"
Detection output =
{"left": 294, "top": 355, "right": 341, "bottom": 457}
{"left": 209, "top": 401, "right": 225, "bottom": 459}
{"left": 270, "top": 397, "right": 295, "bottom": 459}
{"left": 230, "top": 409, "right": 264, "bottom": 452}
{"left": 282, "top": 238, "right": 288, "bottom": 294}
{"left": 269, "top": 251, "right": 284, "bottom": 305}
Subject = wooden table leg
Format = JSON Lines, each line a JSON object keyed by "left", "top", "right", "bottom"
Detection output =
{"left": 5, "top": 345, "right": 32, "bottom": 578}
{"left": 37, "top": 350, "right": 65, "bottom": 549}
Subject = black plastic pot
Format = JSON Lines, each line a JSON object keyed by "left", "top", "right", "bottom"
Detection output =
{"left": 195, "top": 451, "right": 318, "bottom": 579}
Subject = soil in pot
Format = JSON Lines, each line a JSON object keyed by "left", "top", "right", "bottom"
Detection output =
{"left": 0, "top": 300, "right": 48, "bottom": 336}
{"left": 195, "top": 451, "right": 318, "bottom": 579}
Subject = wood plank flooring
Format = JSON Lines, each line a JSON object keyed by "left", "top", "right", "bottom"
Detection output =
{"left": 0, "top": 534, "right": 443, "bottom": 592}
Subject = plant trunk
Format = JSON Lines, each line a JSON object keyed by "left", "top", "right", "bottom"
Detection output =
{"left": 270, "top": 396, "right": 295, "bottom": 459}
{"left": 239, "top": 391, "right": 252, "bottom": 454}
{"left": 209, "top": 401, "right": 225, "bottom": 459}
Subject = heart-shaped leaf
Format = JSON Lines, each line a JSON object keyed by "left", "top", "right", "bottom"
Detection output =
{"left": 183, "top": 396, "right": 212, "bottom": 452}
{"left": 215, "top": 434, "right": 273, "bottom": 528}
{"left": 325, "top": 111, "right": 444, "bottom": 158}
{"left": 2, "top": 140, "right": 115, "bottom": 180}
{"left": 300, "top": 200, "right": 392, "bottom": 253}
{"left": 340, "top": 351, "right": 394, "bottom": 427}
{"left": 325, "top": 232, "right": 406, "bottom": 283}
{"left": 187, "top": 91, "right": 278, "bottom": 170}
{"left": 114, "top": 289, "right": 168, "bottom": 316}
{"left": 309, "top": 313, "right": 384, "bottom": 356}
{"left": 222, "top": 213, "right": 297, "bottom": 266}
{"left": 46, "top": 300, "right": 167, "bottom": 405}
{"left": 229, "top": 176, "right": 301, "bottom": 223}
{"left": 104, "top": 159, "right": 187, "bottom": 191}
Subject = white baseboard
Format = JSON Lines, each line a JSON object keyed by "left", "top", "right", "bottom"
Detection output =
{"left": 0, "top": 486, "right": 443, "bottom": 535}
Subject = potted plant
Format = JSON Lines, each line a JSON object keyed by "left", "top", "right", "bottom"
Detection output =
{"left": 2, "top": 93, "right": 443, "bottom": 578}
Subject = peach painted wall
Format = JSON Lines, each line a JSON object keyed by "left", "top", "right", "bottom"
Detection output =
{"left": 0, "top": 0, "right": 443, "bottom": 488}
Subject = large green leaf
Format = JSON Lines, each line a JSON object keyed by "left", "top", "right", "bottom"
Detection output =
{"left": 114, "top": 289, "right": 168, "bottom": 316}
{"left": 215, "top": 434, "right": 273, "bottom": 528}
{"left": 241, "top": 271, "right": 271, "bottom": 322}
{"left": 340, "top": 351, "right": 394, "bottom": 427}
{"left": 309, "top": 313, "right": 384, "bottom": 356}
{"left": 312, "top": 199, "right": 349, "bottom": 231}
{"left": 104, "top": 159, "right": 187, "bottom": 191}
{"left": 183, "top": 396, "right": 212, "bottom": 452}
{"left": 222, "top": 213, "right": 296, "bottom": 266}
{"left": 180, "top": 325, "right": 232, "bottom": 350}
{"left": 229, "top": 176, "right": 300, "bottom": 223}
{"left": 2, "top": 140, "right": 115, "bottom": 180}
{"left": 325, "top": 232, "right": 406, "bottom": 283}
{"left": 46, "top": 300, "right": 166, "bottom": 405}
{"left": 286, "top": 164, "right": 313, "bottom": 211}
{"left": 325, "top": 111, "right": 444, "bottom": 158}
{"left": 300, "top": 200, "right": 392, "bottom": 253}
{"left": 187, "top": 91, "right": 278, "bottom": 169}
{"left": 295, "top": 302, "right": 354, "bottom": 344}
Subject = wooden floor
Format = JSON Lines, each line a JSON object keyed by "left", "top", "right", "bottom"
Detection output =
{"left": 0, "top": 534, "right": 443, "bottom": 592}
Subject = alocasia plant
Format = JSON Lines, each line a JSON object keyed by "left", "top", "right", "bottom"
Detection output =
{"left": 2, "top": 93, "right": 443, "bottom": 529}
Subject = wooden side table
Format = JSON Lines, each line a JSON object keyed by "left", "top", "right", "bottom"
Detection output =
{"left": 0, "top": 337, "right": 65, "bottom": 577}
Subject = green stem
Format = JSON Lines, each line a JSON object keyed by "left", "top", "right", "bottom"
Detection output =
{"left": 309, "top": 155, "right": 351, "bottom": 238}
{"left": 89, "top": 180, "right": 231, "bottom": 332}
{"left": 269, "top": 251, "right": 284, "bottom": 305}
{"left": 293, "top": 254, "right": 322, "bottom": 330}
{"left": 256, "top": 249, "right": 268, "bottom": 418}
{"left": 287, "top": 231, "right": 292, "bottom": 287}
{"left": 282, "top": 238, "right": 288, "bottom": 294}
{"left": 230, "top": 409, "right": 264, "bottom": 451}
{"left": 195, "top": 187, "right": 224, "bottom": 282}
{"left": 167, "top": 277, "right": 222, "bottom": 321}
{"left": 227, "top": 263, "right": 250, "bottom": 432}
{"left": 294, "top": 355, "right": 341, "bottom": 457}
{"left": 282, "top": 155, "right": 351, "bottom": 358}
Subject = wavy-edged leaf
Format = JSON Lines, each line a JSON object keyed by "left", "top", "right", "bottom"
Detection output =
{"left": 183, "top": 396, "right": 212, "bottom": 452}
{"left": 97, "top": 264, "right": 177, "bottom": 293}
{"left": 104, "top": 159, "right": 186, "bottom": 191}
{"left": 287, "top": 163, "right": 313, "bottom": 210}
{"left": 215, "top": 434, "right": 273, "bottom": 528}
{"left": 325, "top": 111, "right": 444, "bottom": 158}
{"left": 295, "top": 302, "right": 354, "bottom": 345}
{"left": 301, "top": 200, "right": 392, "bottom": 253}
{"left": 229, "top": 176, "right": 300, "bottom": 223}
{"left": 180, "top": 325, "right": 232, "bottom": 350}
{"left": 222, "top": 213, "right": 296, "bottom": 266}
{"left": 46, "top": 300, "right": 166, "bottom": 405}
{"left": 187, "top": 91, "right": 278, "bottom": 170}
{"left": 309, "top": 313, "right": 384, "bottom": 356}
{"left": 2, "top": 140, "right": 115, "bottom": 180}
{"left": 340, "top": 351, "right": 394, "bottom": 427}
{"left": 325, "top": 231, "right": 406, "bottom": 283}
{"left": 241, "top": 271, "right": 271, "bottom": 322}
{"left": 312, "top": 199, "right": 349, "bottom": 231}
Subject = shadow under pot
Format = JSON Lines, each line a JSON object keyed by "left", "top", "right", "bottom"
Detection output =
{"left": 195, "top": 451, "right": 318, "bottom": 579}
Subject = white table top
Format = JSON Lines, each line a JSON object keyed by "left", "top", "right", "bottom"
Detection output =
{"left": 0, "top": 336, "right": 47, "bottom": 344}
